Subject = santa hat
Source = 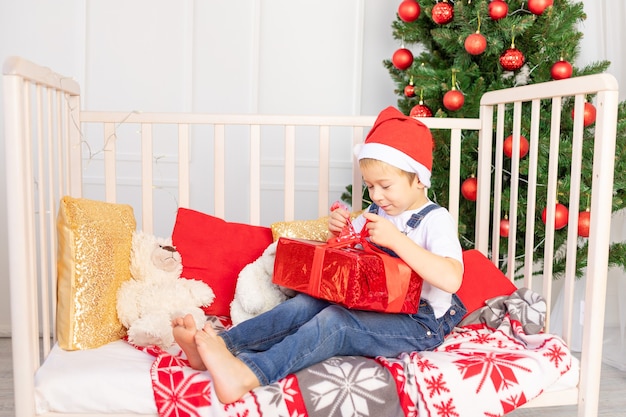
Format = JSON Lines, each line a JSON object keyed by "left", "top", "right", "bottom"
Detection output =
{"left": 356, "top": 106, "right": 434, "bottom": 187}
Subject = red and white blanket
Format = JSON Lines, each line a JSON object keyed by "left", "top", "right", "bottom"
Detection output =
{"left": 142, "top": 289, "right": 572, "bottom": 417}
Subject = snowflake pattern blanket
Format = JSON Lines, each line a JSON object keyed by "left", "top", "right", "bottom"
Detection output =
{"left": 145, "top": 289, "right": 572, "bottom": 417}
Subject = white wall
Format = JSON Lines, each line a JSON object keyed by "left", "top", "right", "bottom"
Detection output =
{"left": 0, "top": 0, "right": 399, "bottom": 334}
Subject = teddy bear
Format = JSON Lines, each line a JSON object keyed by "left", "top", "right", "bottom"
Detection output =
{"left": 116, "top": 231, "right": 215, "bottom": 349}
{"left": 230, "top": 241, "right": 296, "bottom": 326}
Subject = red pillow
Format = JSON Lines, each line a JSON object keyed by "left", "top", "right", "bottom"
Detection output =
{"left": 171, "top": 208, "right": 274, "bottom": 317}
{"left": 457, "top": 249, "right": 517, "bottom": 317}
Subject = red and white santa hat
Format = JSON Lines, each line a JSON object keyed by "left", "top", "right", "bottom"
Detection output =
{"left": 356, "top": 106, "right": 434, "bottom": 187}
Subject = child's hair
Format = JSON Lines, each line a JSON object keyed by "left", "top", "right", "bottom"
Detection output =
{"left": 359, "top": 158, "right": 418, "bottom": 184}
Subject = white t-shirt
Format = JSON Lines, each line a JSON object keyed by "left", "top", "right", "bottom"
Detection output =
{"left": 351, "top": 201, "right": 463, "bottom": 318}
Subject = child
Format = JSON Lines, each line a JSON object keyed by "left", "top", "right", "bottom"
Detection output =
{"left": 172, "top": 106, "right": 466, "bottom": 404}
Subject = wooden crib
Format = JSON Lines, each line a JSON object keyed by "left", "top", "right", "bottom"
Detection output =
{"left": 3, "top": 56, "right": 619, "bottom": 416}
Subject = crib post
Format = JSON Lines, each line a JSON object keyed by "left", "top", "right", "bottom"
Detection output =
{"left": 4, "top": 56, "right": 83, "bottom": 417}
{"left": 577, "top": 86, "right": 619, "bottom": 417}
{"left": 3, "top": 68, "right": 39, "bottom": 417}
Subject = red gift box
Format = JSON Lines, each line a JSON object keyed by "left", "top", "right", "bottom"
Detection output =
{"left": 272, "top": 236, "right": 423, "bottom": 313}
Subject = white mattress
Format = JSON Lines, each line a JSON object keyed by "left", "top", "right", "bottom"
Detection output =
{"left": 35, "top": 340, "right": 158, "bottom": 414}
{"left": 34, "top": 339, "right": 581, "bottom": 414}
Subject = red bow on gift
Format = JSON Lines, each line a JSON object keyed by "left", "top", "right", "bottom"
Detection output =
{"left": 328, "top": 201, "right": 370, "bottom": 245}
{"left": 322, "top": 202, "right": 418, "bottom": 313}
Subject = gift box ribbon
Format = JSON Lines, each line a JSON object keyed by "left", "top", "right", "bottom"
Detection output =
{"left": 309, "top": 207, "right": 413, "bottom": 313}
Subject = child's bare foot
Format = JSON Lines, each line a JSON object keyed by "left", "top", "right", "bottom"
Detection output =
{"left": 172, "top": 314, "right": 206, "bottom": 370}
{"left": 195, "top": 323, "right": 260, "bottom": 404}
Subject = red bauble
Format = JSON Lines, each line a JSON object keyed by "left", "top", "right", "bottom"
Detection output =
{"left": 465, "top": 32, "right": 487, "bottom": 55}
{"left": 432, "top": 1, "right": 454, "bottom": 25}
{"left": 499, "top": 47, "right": 525, "bottom": 71}
{"left": 461, "top": 177, "right": 478, "bottom": 201}
{"left": 503, "top": 135, "right": 529, "bottom": 158}
{"left": 528, "top": 0, "right": 553, "bottom": 15}
{"left": 398, "top": 0, "right": 421, "bottom": 22}
{"left": 489, "top": 0, "right": 509, "bottom": 20}
{"left": 571, "top": 102, "right": 596, "bottom": 127}
{"left": 410, "top": 102, "right": 433, "bottom": 117}
{"left": 541, "top": 203, "right": 569, "bottom": 230}
{"left": 404, "top": 84, "right": 416, "bottom": 97}
{"left": 551, "top": 60, "right": 573, "bottom": 80}
{"left": 578, "top": 210, "right": 591, "bottom": 237}
{"left": 443, "top": 89, "right": 465, "bottom": 111}
{"left": 392, "top": 48, "right": 414, "bottom": 70}
{"left": 500, "top": 218, "right": 510, "bottom": 237}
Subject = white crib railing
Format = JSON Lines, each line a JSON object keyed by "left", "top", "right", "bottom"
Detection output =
{"left": 3, "top": 56, "right": 619, "bottom": 417}
{"left": 476, "top": 73, "right": 619, "bottom": 415}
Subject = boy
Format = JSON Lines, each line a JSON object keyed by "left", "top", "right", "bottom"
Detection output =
{"left": 172, "top": 106, "right": 465, "bottom": 404}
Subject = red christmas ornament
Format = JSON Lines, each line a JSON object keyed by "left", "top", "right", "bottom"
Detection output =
{"left": 392, "top": 48, "right": 414, "bottom": 70}
{"left": 541, "top": 203, "right": 569, "bottom": 230}
{"left": 398, "top": 0, "right": 421, "bottom": 22}
{"left": 528, "top": 0, "right": 553, "bottom": 15}
{"left": 404, "top": 84, "right": 416, "bottom": 97}
{"left": 578, "top": 209, "right": 591, "bottom": 237}
{"left": 503, "top": 135, "right": 529, "bottom": 158}
{"left": 489, "top": 0, "right": 509, "bottom": 20}
{"left": 571, "top": 102, "right": 596, "bottom": 127}
{"left": 499, "top": 47, "right": 525, "bottom": 71}
{"left": 500, "top": 217, "right": 510, "bottom": 237}
{"left": 461, "top": 177, "right": 478, "bottom": 201}
{"left": 443, "top": 89, "right": 465, "bottom": 111}
{"left": 410, "top": 102, "right": 433, "bottom": 117}
{"left": 551, "top": 59, "right": 573, "bottom": 80}
{"left": 432, "top": 1, "right": 454, "bottom": 25}
{"left": 578, "top": 210, "right": 591, "bottom": 237}
{"left": 465, "top": 32, "right": 487, "bottom": 55}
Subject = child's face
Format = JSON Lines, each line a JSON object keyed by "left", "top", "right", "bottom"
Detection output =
{"left": 361, "top": 161, "right": 428, "bottom": 216}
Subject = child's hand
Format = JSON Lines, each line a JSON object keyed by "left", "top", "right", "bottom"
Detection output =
{"left": 328, "top": 207, "right": 350, "bottom": 236}
{"left": 362, "top": 212, "right": 403, "bottom": 248}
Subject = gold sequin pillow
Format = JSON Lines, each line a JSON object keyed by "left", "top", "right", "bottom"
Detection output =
{"left": 270, "top": 211, "right": 363, "bottom": 242}
{"left": 56, "top": 196, "right": 136, "bottom": 350}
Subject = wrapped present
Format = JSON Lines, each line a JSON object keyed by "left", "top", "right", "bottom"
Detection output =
{"left": 272, "top": 236, "right": 423, "bottom": 314}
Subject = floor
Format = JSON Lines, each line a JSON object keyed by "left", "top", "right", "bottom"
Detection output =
{"left": 0, "top": 337, "right": 624, "bottom": 416}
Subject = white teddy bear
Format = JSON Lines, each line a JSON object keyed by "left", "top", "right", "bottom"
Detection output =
{"left": 117, "top": 231, "right": 215, "bottom": 349}
{"left": 230, "top": 241, "right": 296, "bottom": 326}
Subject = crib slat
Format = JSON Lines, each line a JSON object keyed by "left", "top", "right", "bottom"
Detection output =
{"left": 318, "top": 126, "right": 330, "bottom": 218}
{"left": 541, "top": 95, "right": 563, "bottom": 333}
{"left": 178, "top": 124, "right": 191, "bottom": 208}
{"left": 475, "top": 105, "right": 494, "bottom": 258}
{"left": 103, "top": 122, "right": 117, "bottom": 203}
{"left": 523, "top": 99, "right": 541, "bottom": 289}
{"left": 283, "top": 125, "right": 295, "bottom": 222}
{"left": 213, "top": 124, "right": 226, "bottom": 219}
{"left": 492, "top": 104, "right": 506, "bottom": 267}
{"left": 141, "top": 123, "right": 154, "bottom": 233}
{"left": 560, "top": 94, "right": 587, "bottom": 344}
{"left": 250, "top": 124, "right": 262, "bottom": 225}
{"left": 40, "top": 86, "right": 54, "bottom": 355}
{"left": 447, "top": 128, "right": 461, "bottom": 227}
{"left": 506, "top": 101, "right": 523, "bottom": 279}
{"left": 351, "top": 126, "right": 364, "bottom": 211}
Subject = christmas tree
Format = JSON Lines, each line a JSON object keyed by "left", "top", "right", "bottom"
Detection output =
{"left": 347, "top": 0, "right": 626, "bottom": 278}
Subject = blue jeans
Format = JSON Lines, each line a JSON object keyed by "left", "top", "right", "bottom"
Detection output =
{"left": 219, "top": 293, "right": 466, "bottom": 385}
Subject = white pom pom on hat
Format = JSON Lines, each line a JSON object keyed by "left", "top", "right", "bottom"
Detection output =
{"left": 356, "top": 106, "right": 434, "bottom": 187}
